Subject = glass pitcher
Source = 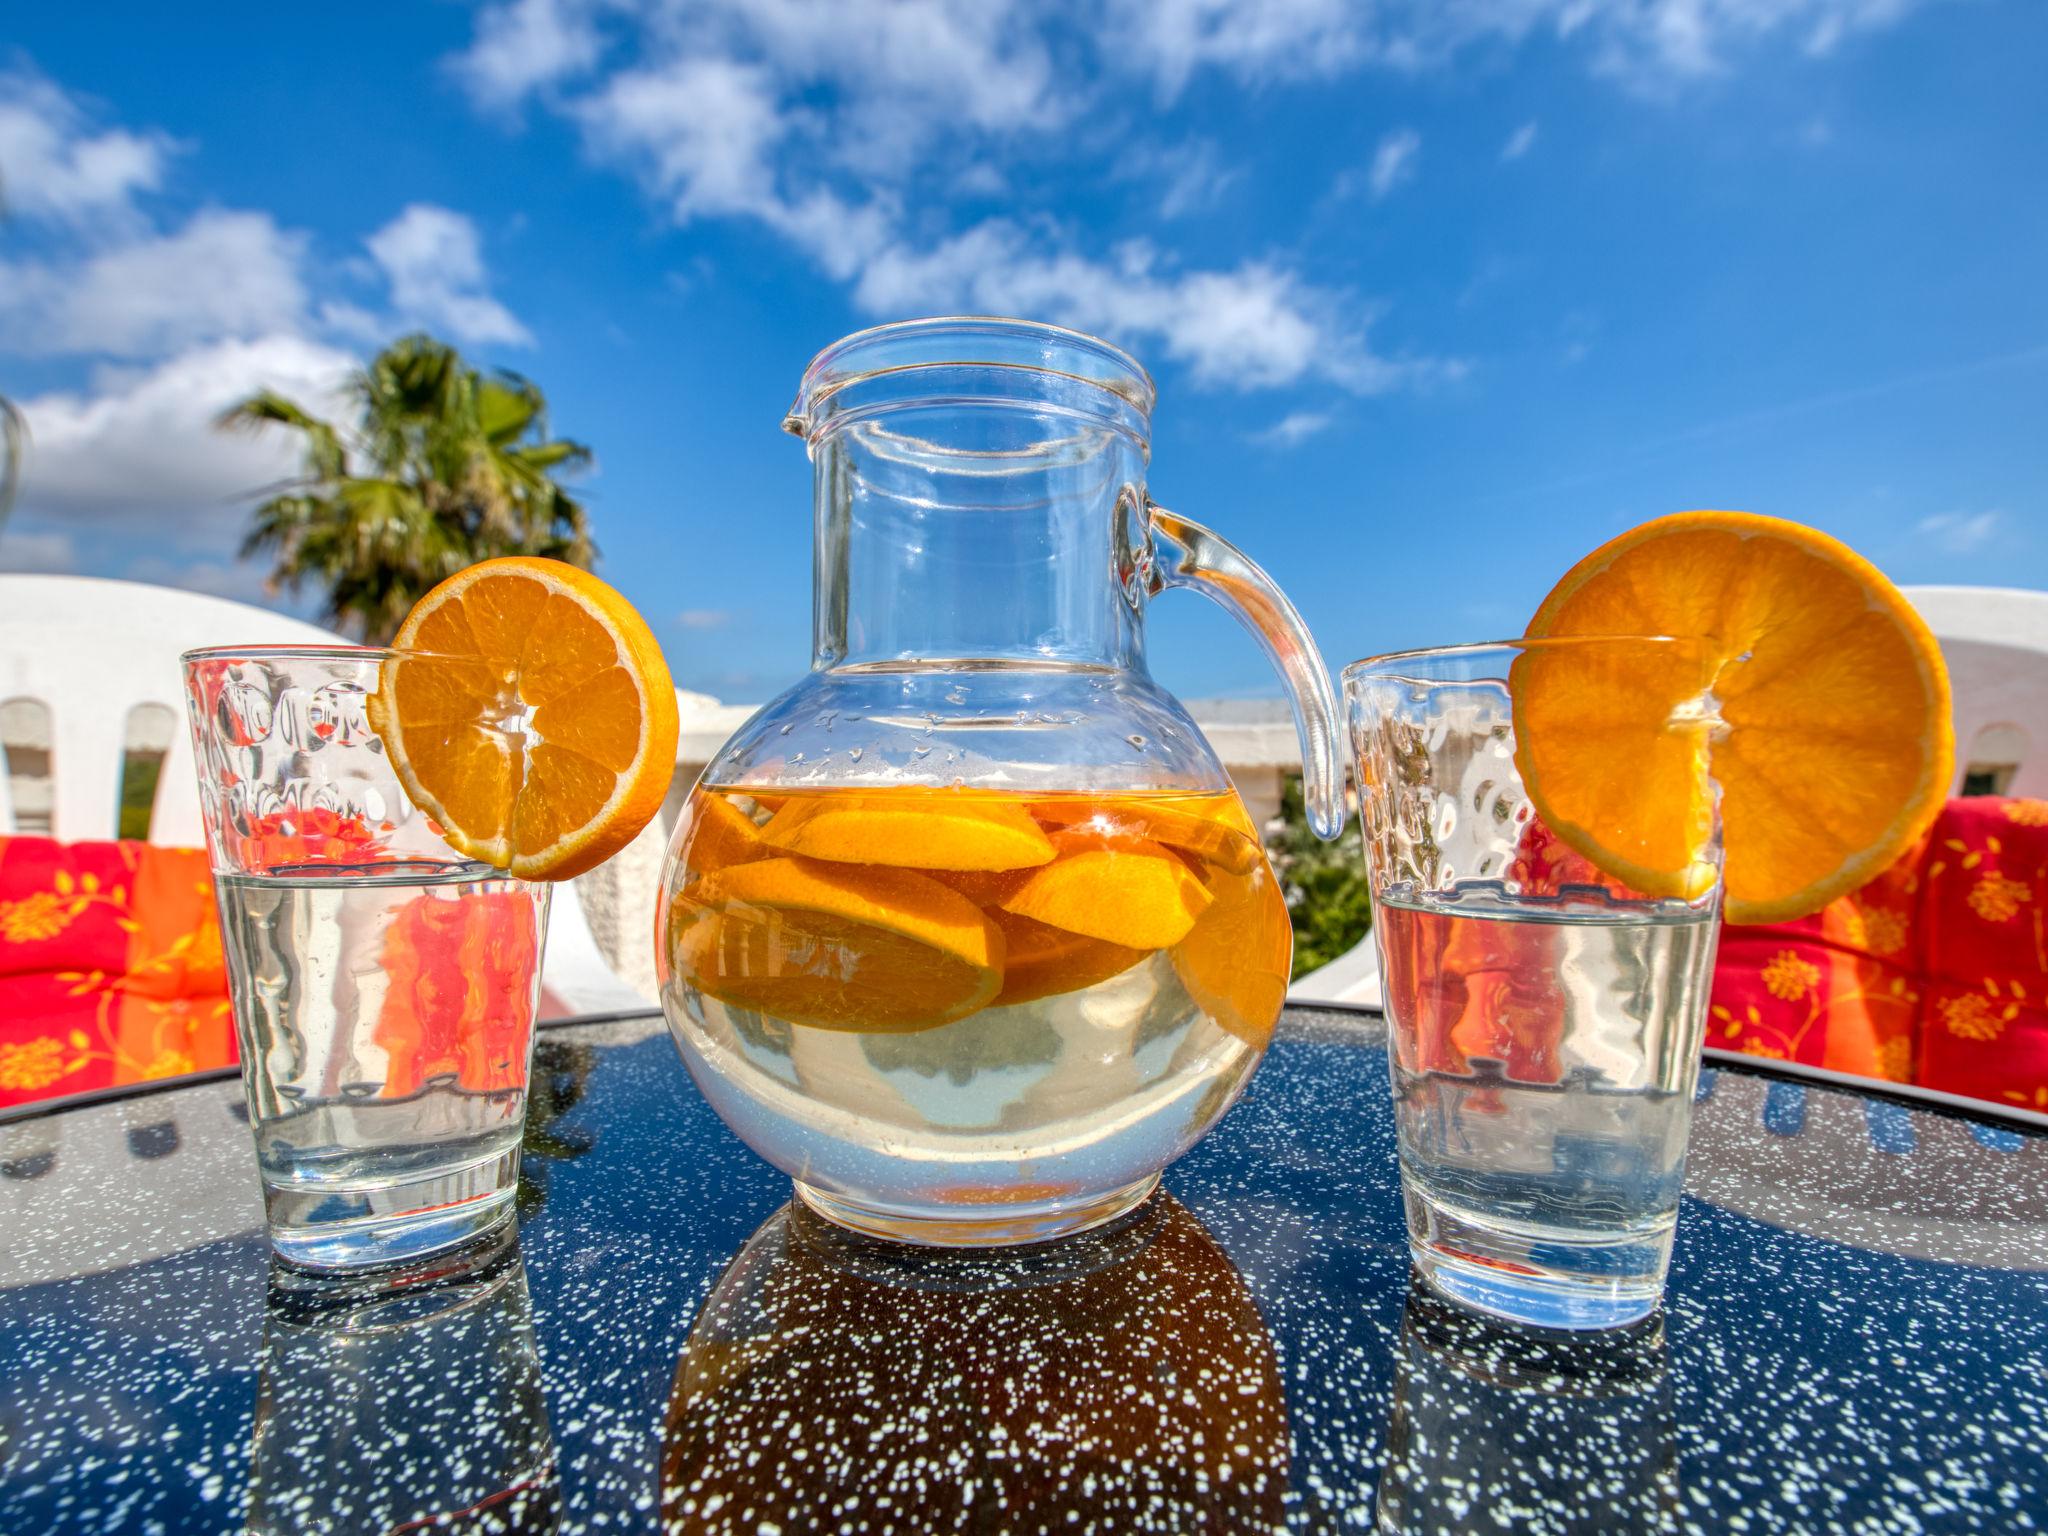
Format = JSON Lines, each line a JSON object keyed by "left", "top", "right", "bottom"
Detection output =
{"left": 658, "top": 317, "right": 1343, "bottom": 1245}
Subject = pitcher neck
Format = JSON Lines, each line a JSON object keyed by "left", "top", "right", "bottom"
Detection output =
{"left": 810, "top": 424, "right": 1150, "bottom": 672}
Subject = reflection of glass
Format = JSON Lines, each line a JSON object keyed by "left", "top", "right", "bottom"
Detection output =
{"left": 182, "top": 647, "right": 550, "bottom": 1270}
{"left": 658, "top": 317, "right": 1346, "bottom": 1247}
{"left": 1346, "top": 641, "right": 1722, "bottom": 1329}
{"left": 662, "top": 1192, "right": 1288, "bottom": 1533}
{"left": 249, "top": 1223, "right": 560, "bottom": 1535}
{"left": 1376, "top": 1275, "right": 1677, "bottom": 1535}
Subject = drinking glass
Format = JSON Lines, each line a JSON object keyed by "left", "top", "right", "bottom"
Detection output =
{"left": 1345, "top": 639, "right": 1723, "bottom": 1328}
{"left": 182, "top": 647, "right": 550, "bottom": 1270}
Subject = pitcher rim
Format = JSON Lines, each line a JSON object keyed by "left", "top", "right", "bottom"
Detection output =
{"left": 789, "top": 316, "right": 1158, "bottom": 428}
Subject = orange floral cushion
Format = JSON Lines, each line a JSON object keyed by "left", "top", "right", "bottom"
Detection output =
{"left": 0, "top": 837, "right": 236, "bottom": 1109}
{"left": 1707, "top": 797, "right": 2048, "bottom": 1111}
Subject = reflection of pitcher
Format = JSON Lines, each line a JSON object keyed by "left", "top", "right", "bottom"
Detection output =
{"left": 661, "top": 1193, "right": 1288, "bottom": 1533}
{"left": 249, "top": 1224, "right": 560, "bottom": 1535}
{"left": 1376, "top": 1277, "right": 1677, "bottom": 1535}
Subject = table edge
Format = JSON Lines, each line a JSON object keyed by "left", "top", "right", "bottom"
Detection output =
{"left": 6, "top": 1001, "right": 2043, "bottom": 1136}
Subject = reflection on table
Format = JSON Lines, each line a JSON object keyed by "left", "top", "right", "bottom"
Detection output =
{"left": 249, "top": 1222, "right": 560, "bottom": 1535}
{"left": 1377, "top": 1276, "right": 1677, "bottom": 1535}
{"left": 662, "top": 1192, "right": 1287, "bottom": 1535}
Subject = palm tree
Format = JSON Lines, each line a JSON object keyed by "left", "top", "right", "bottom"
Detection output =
{"left": 219, "top": 334, "right": 597, "bottom": 641}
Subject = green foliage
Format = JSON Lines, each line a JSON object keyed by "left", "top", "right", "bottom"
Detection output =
{"left": 219, "top": 334, "right": 597, "bottom": 642}
{"left": 1270, "top": 774, "right": 1372, "bottom": 979}
{"left": 117, "top": 752, "right": 162, "bottom": 842}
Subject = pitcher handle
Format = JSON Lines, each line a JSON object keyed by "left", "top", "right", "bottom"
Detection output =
{"left": 1143, "top": 500, "right": 1346, "bottom": 841}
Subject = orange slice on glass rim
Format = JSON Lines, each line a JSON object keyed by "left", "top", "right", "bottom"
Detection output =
{"left": 674, "top": 857, "right": 1003, "bottom": 1031}
{"left": 367, "top": 557, "right": 680, "bottom": 880}
{"left": 1514, "top": 511, "right": 1952, "bottom": 924}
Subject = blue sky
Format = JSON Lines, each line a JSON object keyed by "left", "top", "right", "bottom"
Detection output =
{"left": 2, "top": 0, "right": 2043, "bottom": 702}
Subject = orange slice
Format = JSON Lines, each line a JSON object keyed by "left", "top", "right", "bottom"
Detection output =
{"left": 988, "top": 909, "right": 1147, "bottom": 1006}
{"left": 759, "top": 793, "right": 1055, "bottom": 871}
{"left": 1001, "top": 832, "right": 1214, "bottom": 950}
{"left": 1173, "top": 870, "right": 1291, "bottom": 1048}
{"left": 684, "top": 794, "right": 769, "bottom": 875}
{"left": 1517, "top": 511, "right": 1952, "bottom": 923}
{"left": 674, "top": 857, "right": 1002, "bottom": 1031}
{"left": 1028, "top": 794, "right": 1262, "bottom": 875}
{"left": 368, "top": 557, "right": 680, "bottom": 880}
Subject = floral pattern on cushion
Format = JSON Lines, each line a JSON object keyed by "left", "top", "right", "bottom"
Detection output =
{"left": 0, "top": 837, "right": 235, "bottom": 1109}
{"left": 1708, "top": 797, "right": 2048, "bottom": 1111}
{"left": 1913, "top": 798, "right": 2048, "bottom": 1111}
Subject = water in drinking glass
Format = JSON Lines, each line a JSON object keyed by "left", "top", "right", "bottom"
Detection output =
{"left": 1375, "top": 882, "right": 1717, "bottom": 1328}
{"left": 218, "top": 863, "right": 547, "bottom": 1270}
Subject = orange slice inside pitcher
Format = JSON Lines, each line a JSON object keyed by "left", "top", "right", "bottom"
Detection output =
{"left": 1516, "top": 511, "right": 1953, "bottom": 923}
{"left": 1027, "top": 794, "right": 1261, "bottom": 875}
{"left": 368, "top": 557, "right": 680, "bottom": 880}
{"left": 759, "top": 793, "right": 1056, "bottom": 871}
{"left": 675, "top": 857, "right": 1002, "bottom": 1032}
{"left": 1001, "top": 832, "right": 1215, "bottom": 950}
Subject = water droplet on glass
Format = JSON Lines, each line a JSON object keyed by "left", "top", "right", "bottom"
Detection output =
{"left": 779, "top": 723, "right": 794, "bottom": 736}
{"left": 848, "top": 746, "right": 863, "bottom": 762}
{"left": 913, "top": 744, "right": 931, "bottom": 757}
{"left": 944, "top": 687, "right": 967, "bottom": 706}
{"left": 1127, "top": 734, "right": 1148, "bottom": 750}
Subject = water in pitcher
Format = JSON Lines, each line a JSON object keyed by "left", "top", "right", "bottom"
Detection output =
{"left": 1375, "top": 883, "right": 1718, "bottom": 1326}
{"left": 660, "top": 785, "right": 1289, "bottom": 1240}
{"left": 217, "top": 864, "right": 547, "bottom": 1267}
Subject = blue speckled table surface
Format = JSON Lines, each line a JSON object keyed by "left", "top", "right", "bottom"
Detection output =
{"left": 2, "top": 1007, "right": 2045, "bottom": 1535}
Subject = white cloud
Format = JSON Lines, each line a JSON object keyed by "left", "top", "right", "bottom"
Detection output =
{"left": 11, "top": 334, "right": 356, "bottom": 536}
{"left": 1104, "top": 0, "right": 1361, "bottom": 98}
{"left": 121, "top": 552, "right": 284, "bottom": 607}
{"left": 1916, "top": 510, "right": 2001, "bottom": 554}
{"left": 851, "top": 223, "right": 1439, "bottom": 392}
{"left": 1502, "top": 120, "right": 1539, "bottom": 160}
{"left": 449, "top": 0, "right": 607, "bottom": 110}
{"left": 675, "top": 608, "right": 732, "bottom": 629}
{"left": 1367, "top": 128, "right": 1420, "bottom": 200}
{"left": 366, "top": 205, "right": 533, "bottom": 346}
{"left": 0, "top": 527, "right": 79, "bottom": 575}
{"left": 1253, "top": 409, "right": 1335, "bottom": 446}
{"left": 0, "top": 209, "right": 309, "bottom": 358}
{"left": 0, "top": 62, "right": 175, "bottom": 229}
{"left": 1101, "top": 0, "right": 1943, "bottom": 92}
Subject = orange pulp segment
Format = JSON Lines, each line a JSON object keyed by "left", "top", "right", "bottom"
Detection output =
{"left": 369, "top": 557, "right": 679, "bottom": 880}
{"left": 674, "top": 856, "right": 1002, "bottom": 1031}
{"left": 759, "top": 793, "right": 1056, "bottom": 872}
{"left": 1001, "top": 832, "right": 1215, "bottom": 950}
{"left": 1027, "top": 793, "right": 1261, "bottom": 875}
{"left": 1517, "top": 511, "right": 1953, "bottom": 923}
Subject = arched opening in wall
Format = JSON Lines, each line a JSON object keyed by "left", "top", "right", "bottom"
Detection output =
{"left": 0, "top": 697, "right": 53, "bottom": 834}
{"left": 1960, "top": 722, "right": 2029, "bottom": 798}
{"left": 119, "top": 702, "right": 180, "bottom": 840}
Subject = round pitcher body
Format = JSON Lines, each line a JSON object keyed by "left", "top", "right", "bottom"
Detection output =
{"left": 660, "top": 668, "right": 1290, "bottom": 1244}
{"left": 657, "top": 318, "right": 1339, "bottom": 1245}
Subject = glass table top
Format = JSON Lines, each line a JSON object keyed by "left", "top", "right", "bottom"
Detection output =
{"left": 1, "top": 1007, "right": 2043, "bottom": 1534}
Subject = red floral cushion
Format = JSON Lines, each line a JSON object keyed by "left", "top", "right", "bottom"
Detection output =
{"left": 1707, "top": 797, "right": 2048, "bottom": 1111}
{"left": 1913, "top": 797, "right": 2048, "bottom": 1114}
{"left": 0, "top": 837, "right": 236, "bottom": 1109}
